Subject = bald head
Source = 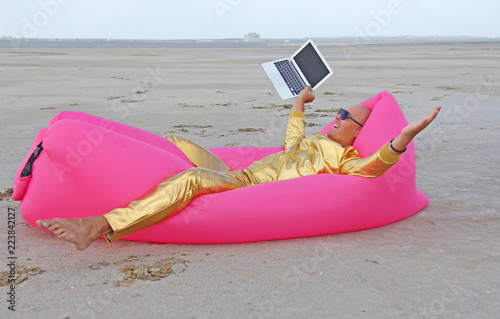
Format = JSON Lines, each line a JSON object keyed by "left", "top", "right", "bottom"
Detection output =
{"left": 348, "top": 104, "right": 371, "bottom": 127}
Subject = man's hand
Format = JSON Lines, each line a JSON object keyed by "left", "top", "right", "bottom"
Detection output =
{"left": 291, "top": 85, "right": 315, "bottom": 112}
{"left": 298, "top": 85, "right": 315, "bottom": 104}
{"left": 389, "top": 106, "right": 442, "bottom": 155}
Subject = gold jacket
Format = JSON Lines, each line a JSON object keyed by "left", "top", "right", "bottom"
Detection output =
{"left": 245, "top": 111, "right": 402, "bottom": 183}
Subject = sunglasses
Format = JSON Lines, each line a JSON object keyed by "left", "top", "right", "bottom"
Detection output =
{"left": 337, "top": 108, "right": 364, "bottom": 127}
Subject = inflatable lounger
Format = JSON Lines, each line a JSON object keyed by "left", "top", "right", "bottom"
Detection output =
{"left": 12, "top": 91, "right": 429, "bottom": 244}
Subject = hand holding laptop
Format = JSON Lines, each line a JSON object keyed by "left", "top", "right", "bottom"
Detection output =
{"left": 291, "top": 85, "right": 316, "bottom": 112}
{"left": 262, "top": 39, "right": 333, "bottom": 100}
{"left": 298, "top": 85, "right": 316, "bottom": 103}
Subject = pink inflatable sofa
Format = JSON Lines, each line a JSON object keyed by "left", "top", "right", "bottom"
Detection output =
{"left": 13, "top": 91, "right": 429, "bottom": 243}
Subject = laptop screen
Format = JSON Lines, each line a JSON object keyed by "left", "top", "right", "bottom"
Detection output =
{"left": 293, "top": 43, "right": 331, "bottom": 87}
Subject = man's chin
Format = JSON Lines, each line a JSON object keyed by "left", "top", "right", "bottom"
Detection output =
{"left": 327, "top": 128, "right": 338, "bottom": 138}
{"left": 327, "top": 131, "right": 337, "bottom": 142}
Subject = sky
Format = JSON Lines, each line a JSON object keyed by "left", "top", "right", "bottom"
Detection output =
{"left": 2, "top": 0, "right": 499, "bottom": 40}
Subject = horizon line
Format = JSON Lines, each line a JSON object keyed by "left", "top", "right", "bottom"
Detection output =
{"left": 2, "top": 35, "right": 499, "bottom": 41}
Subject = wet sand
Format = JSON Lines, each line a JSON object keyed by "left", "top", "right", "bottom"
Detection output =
{"left": 0, "top": 43, "right": 499, "bottom": 318}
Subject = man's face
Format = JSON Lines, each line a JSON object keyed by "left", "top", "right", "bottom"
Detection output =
{"left": 327, "top": 104, "right": 370, "bottom": 147}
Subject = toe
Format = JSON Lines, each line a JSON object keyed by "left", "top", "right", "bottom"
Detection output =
{"left": 47, "top": 223, "right": 61, "bottom": 232}
{"left": 53, "top": 228, "right": 66, "bottom": 236}
{"left": 36, "top": 220, "right": 47, "bottom": 228}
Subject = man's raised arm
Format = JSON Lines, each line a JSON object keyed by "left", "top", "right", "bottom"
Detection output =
{"left": 283, "top": 85, "right": 315, "bottom": 149}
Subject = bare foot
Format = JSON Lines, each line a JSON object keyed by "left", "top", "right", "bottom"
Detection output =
{"left": 36, "top": 216, "right": 112, "bottom": 251}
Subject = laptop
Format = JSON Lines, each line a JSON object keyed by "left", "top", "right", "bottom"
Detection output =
{"left": 262, "top": 39, "right": 333, "bottom": 100}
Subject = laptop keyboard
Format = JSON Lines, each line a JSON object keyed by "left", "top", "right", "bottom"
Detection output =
{"left": 274, "top": 60, "right": 306, "bottom": 96}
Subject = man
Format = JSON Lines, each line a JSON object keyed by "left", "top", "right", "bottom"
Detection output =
{"left": 37, "top": 85, "right": 441, "bottom": 250}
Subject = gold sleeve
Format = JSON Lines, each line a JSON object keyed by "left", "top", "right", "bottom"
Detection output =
{"left": 284, "top": 111, "right": 305, "bottom": 149}
{"left": 339, "top": 143, "right": 402, "bottom": 177}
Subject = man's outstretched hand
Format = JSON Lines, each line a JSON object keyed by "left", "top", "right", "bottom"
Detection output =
{"left": 402, "top": 106, "right": 442, "bottom": 139}
{"left": 389, "top": 106, "right": 442, "bottom": 155}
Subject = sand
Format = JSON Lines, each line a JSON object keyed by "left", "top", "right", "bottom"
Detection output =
{"left": 0, "top": 42, "right": 499, "bottom": 318}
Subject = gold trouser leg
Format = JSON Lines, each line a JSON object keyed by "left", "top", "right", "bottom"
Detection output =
{"left": 167, "top": 134, "right": 230, "bottom": 172}
{"left": 103, "top": 168, "right": 254, "bottom": 242}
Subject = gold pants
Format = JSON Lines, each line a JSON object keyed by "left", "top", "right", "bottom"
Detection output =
{"left": 103, "top": 135, "right": 256, "bottom": 242}
{"left": 166, "top": 133, "right": 230, "bottom": 173}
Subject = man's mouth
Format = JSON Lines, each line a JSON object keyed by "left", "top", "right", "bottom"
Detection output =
{"left": 333, "top": 123, "right": 340, "bottom": 129}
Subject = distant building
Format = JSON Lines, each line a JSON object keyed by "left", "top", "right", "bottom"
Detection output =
{"left": 244, "top": 33, "right": 261, "bottom": 42}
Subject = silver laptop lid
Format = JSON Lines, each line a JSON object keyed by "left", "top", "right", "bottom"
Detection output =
{"left": 291, "top": 39, "right": 333, "bottom": 91}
